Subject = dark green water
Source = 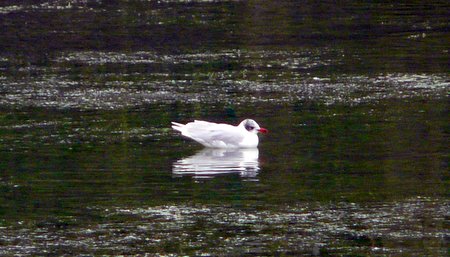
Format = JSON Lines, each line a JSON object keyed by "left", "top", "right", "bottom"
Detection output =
{"left": 0, "top": 1, "right": 448, "bottom": 256}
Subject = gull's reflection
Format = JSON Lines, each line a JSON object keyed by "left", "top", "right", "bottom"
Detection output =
{"left": 172, "top": 148, "right": 260, "bottom": 179}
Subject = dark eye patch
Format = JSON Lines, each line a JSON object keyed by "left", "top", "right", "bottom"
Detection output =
{"left": 245, "top": 125, "right": 254, "bottom": 131}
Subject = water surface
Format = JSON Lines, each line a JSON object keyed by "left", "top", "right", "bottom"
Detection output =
{"left": 0, "top": 0, "right": 448, "bottom": 255}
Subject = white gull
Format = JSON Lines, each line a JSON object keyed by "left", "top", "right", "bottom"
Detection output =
{"left": 171, "top": 119, "right": 268, "bottom": 148}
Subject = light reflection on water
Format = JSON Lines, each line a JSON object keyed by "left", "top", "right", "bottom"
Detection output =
{"left": 173, "top": 148, "right": 260, "bottom": 179}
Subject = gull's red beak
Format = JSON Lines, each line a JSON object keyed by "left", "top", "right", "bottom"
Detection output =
{"left": 258, "top": 128, "right": 268, "bottom": 134}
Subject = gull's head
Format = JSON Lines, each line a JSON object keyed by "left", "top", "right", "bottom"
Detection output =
{"left": 239, "top": 119, "right": 268, "bottom": 134}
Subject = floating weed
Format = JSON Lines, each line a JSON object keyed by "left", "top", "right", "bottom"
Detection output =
{"left": 2, "top": 198, "right": 445, "bottom": 255}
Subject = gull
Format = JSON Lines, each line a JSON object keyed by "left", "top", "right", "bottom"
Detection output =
{"left": 171, "top": 119, "right": 268, "bottom": 148}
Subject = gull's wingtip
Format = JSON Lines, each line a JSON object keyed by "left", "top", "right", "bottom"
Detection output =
{"left": 171, "top": 121, "right": 184, "bottom": 132}
{"left": 171, "top": 121, "right": 183, "bottom": 126}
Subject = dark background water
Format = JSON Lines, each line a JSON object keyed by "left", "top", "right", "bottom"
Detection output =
{"left": 0, "top": 1, "right": 448, "bottom": 256}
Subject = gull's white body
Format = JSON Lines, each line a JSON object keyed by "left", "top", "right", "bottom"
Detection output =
{"left": 171, "top": 119, "right": 267, "bottom": 148}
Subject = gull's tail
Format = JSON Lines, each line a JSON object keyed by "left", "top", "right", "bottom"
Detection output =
{"left": 171, "top": 122, "right": 185, "bottom": 132}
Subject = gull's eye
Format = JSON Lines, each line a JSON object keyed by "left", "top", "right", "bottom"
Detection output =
{"left": 245, "top": 125, "right": 254, "bottom": 131}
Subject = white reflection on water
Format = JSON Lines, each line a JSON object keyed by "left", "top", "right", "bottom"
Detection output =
{"left": 172, "top": 148, "right": 259, "bottom": 179}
